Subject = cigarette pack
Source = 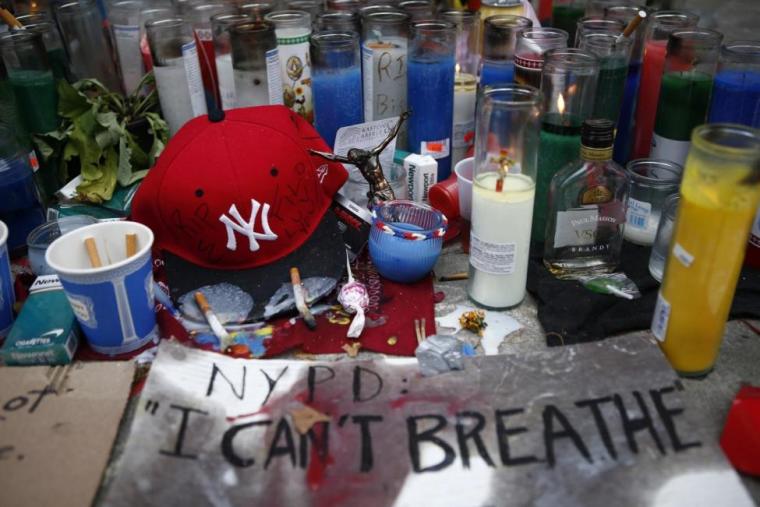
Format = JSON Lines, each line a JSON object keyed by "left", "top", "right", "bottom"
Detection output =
{"left": 404, "top": 154, "right": 438, "bottom": 204}
{"left": 0, "top": 275, "right": 80, "bottom": 366}
{"left": 330, "top": 193, "right": 372, "bottom": 261}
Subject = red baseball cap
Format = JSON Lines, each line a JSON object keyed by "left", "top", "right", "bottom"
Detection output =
{"left": 132, "top": 106, "right": 348, "bottom": 318}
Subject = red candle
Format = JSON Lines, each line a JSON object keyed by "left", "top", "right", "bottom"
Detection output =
{"left": 631, "top": 40, "right": 667, "bottom": 159}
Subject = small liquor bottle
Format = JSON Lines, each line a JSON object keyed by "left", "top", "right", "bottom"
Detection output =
{"left": 544, "top": 119, "right": 630, "bottom": 279}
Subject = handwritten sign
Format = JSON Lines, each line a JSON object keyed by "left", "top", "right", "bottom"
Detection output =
{"left": 102, "top": 339, "right": 753, "bottom": 506}
{"left": 362, "top": 37, "right": 407, "bottom": 122}
{"left": 0, "top": 362, "right": 135, "bottom": 507}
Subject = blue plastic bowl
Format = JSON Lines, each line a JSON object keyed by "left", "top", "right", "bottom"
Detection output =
{"left": 368, "top": 200, "right": 447, "bottom": 283}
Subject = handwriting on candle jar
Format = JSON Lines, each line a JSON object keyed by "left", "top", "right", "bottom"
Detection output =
{"left": 377, "top": 50, "right": 405, "bottom": 83}
{"left": 364, "top": 40, "right": 408, "bottom": 119}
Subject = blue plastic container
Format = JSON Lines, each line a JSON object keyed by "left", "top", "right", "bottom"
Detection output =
{"left": 369, "top": 200, "right": 447, "bottom": 283}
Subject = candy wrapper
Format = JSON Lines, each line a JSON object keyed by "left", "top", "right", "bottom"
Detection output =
{"left": 338, "top": 280, "right": 369, "bottom": 338}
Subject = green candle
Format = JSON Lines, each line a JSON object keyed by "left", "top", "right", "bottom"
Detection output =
{"left": 533, "top": 114, "right": 582, "bottom": 241}
{"left": 10, "top": 69, "right": 58, "bottom": 134}
{"left": 47, "top": 47, "right": 69, "bottom": 81}
{"left": 654, "top": 71, "right": 713, "bottom": 141}
{"left": 0, "top": 77, "right": 32, "bottom": 150}
{"left": 593, "top": 58, "right": 628, "bottom": 124}
{"left": 551, "top": 4, "right": 584, "bottom": 43}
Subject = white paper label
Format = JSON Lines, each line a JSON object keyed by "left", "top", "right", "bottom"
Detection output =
{"left": 216, "top": 54, "right": 236, "bottom": 110}
{"left": 266, "top": 48, "right": 283, "bottom": 106}
{"left": 334, "top": 117, "right": 398, "bottom": 174}
{"left": 453, "top": 120, "right": 475, "bottom": 149}
{"left": 651, "top": 291, "right": 671, "bottom": 342}
{"left": 362, "top": 39, "right": 407, "bottom": 122}
{"left": 470, "top": 234, "right": 516, "bottom": 275}
{"left": 626, "top": 198, "right": 652, "bottom": 230}
{"left": 276, "top": 29, "right": 312, "bottom": 118}
{"left": 112, "top": 24, "right": 144, "bottom": 92}
{"left": 181, "top": 41, "right": 207, "bottom": 117}
{"left": 421, "top": 139, "right": 450, "bottom": 160}
{"left": 673, "top": 242, "right": 694, "bottom": 268}
{"left": 554, "top": 208, "right": 603, "bottom": 249}
{"left": 651, "top": 133, "right": 691, "bottom": 168}
{"left": 30, "top": 274, "right": 62, "bottom": 294}
{"left": 194, "top": 28, "right": 212, "bottom": 42}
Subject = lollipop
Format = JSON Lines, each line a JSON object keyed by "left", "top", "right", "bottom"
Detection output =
{"left": 338, "top": 254, "right": 369, "bottom": 338}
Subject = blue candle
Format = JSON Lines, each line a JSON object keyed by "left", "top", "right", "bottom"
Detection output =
{"left": 313, "top": 67, "right": 363, "bottom": 148}
{"left": 479, "top": 60, "right": 515, "bottom": 88}
{"left": 0, "top": 153, "right": 45, "bottom": 251}
{"left": 613, "top": 61, "right": 641, "bottom": 164}
{"left": 407, "top": 56, "right": 456, "bottom": 179}
{"left": 708, "top": 70, "right": 760, "bottom": 127}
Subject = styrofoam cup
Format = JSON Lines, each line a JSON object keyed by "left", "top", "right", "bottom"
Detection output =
{"left": 45, "top": 221, "right": 158, "bottom": 355}
{"left": 455, "top": 157, "right": 473, "bottom": 220}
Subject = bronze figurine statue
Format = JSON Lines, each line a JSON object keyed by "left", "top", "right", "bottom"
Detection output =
{"left": 310, "top": 111, "right": 410, "bottom": 209}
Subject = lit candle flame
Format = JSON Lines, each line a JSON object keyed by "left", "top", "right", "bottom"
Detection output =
{"left": 557, "top": 94, "right": 566, "bottom": 115}
{"left": 455, "top": 63, "right": 460, "bottom": 75}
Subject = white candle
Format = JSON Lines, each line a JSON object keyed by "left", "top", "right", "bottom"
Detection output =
{"left": 233, "top": 48, "right": 284, "bottom": 107}
{"left": 452, "top": 71, "right": 477, "bottom": 168}
{"left": 362, "top": 36, "right": 408, "bottom": 121}
{"left": 468, "top": 171, "right": 535, "bottom": 308}
{"left": 112, "top": 24, "right": 145, "bottom": 93}
{"left": 153, "top": 44, "right": 207, "bottom": 135}
{"left": 216, "top": 53, "right": 237, "bottom": 110}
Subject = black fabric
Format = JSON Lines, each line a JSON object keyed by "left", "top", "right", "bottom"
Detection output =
{"left": 527, "top": 242, "right": 760, "bottom": 346}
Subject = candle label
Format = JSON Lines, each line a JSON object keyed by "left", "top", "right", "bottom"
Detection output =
{"left": 673, "top": 243, "right": 694, "bottom": 268}
{"left": 470, "top": 234, "right": 516, "bottom": 275}
{"left": 625, "top": 198, "right": 651, "bottom": 230}
{"left": 28, "top": 151, "right": 39, "bottom": 173}
{"left": 194, "top": 28, "right": 213, "bottom": 42}
{"left": 181, "top": 41, "right": 208, "bottom": 117}
{"left": 266, "top": 49, "right": 284, "bottom": 106}
{"left": 420, "top": 139, "right": 450, "bottom": 160}
{"left": 277, "top": 32, "right": 313, "bottom": 123}
{"left": 216, "top": 54, "right": 236, "bottom": 110}
{"left": 650, "top": 134, "right": 691, "bottom": 167}
{"left": 651, "top": 291, "right": 670, "bottom": 342}
{"left": 112, "top": 24, "right": 144, "bottom": 92}
{"left": 362, "top": 39, "right": 408, "bottom": 121}
{"left": 750, "top": 207, "right": 760, "bottom": 247}
{"left": 553, "top": 208, "right": 618, "bottom": 250}
{"left": 453, "top": 120, "right": 474, "bottom": 150}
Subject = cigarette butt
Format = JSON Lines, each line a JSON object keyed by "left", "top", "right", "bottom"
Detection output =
{"left": 84, "top": 237, "right": 103, "bottom": 268}
{"left": 290, "top": 267, "right": 302, "bottom": 285}
{"left": 439, "top": 272, "right": 469, "bottom": 282}
{"left": 194, "top": 291, "right": 211, "bottom": 313}
{"left": 0, "top": 8, "right": 24, "bottom": 30}
{"left": 126, "top": 233, "right": 138, "bottom": 258}
{"left": 621, "top": 10, "right": 647, "bottom": 39}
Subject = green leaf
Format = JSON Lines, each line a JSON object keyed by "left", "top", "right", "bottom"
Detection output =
{"left": 125, "top": 130, "right": 149, "bottom": 168}
{"left": 76, "top": 148, "right": 118, "bottom": 203}
{"left": 57, "top": 80, "right": 90, "bottom": 119}
{"left": 116, "top": 135, "right": 133, "bottom": 187}
{"left": 144, "top": 112, "right": 169, "bottom": 165}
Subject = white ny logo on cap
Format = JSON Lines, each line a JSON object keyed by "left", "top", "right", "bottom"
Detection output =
{"left": 219, "top": 199, "right": 278, "bottom": 252}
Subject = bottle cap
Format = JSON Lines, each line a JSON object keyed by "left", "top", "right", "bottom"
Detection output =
{"left": 581, "top": 119, "right": 615, "bottom": 148}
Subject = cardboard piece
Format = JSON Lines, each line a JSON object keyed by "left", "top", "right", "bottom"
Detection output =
{"left": 103, "top": 339, "right": 753, "bottom": 506}
{"left": 0, "top": 361, "right": 135, "bottom": 507}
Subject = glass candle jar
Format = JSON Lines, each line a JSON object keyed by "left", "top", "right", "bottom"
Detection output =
{"left": 14, "top": 12, "right": 68, "bottom": 81}
{"left": 533, "top": 48, "right": 599, "bottom": 240}
{"left": 369, "top": 200, "right": 447, "bottom": 283}
{"left": 240, "top": 2, "right": 274, "bottom": 20}
{"left": 479, "top": 14, "right": 532, "bottom": 88}
{"left": 327, "top": 0, "right": 362, "bottom": 12}
{"left": 606, "top": 5, "right": 650, "bottom": 164}
{"left": 650, "top": 28, "right": 723, "bottom": 168}
{"left": 287, "top": 0, "right": 322, "bottom": 22}
{"left": 109, "top": 0, "right": 147, "bottom": 93}
{"left": 229, "top": 21, "right": 283, "bottom": 107}
{"left": 265, "top": 10, "right": 314, "bottom": 122}
{"left": 648, "top": 192, "right": 678, "bottom": 282}
{"left": 0, "top": 58, "right": 32, "bottom": 154}
{"left": 146, "top": 17, "right": 208, "bottom": 135}
{"left": 440, "top": 9, "right": 480, "bottom": 77}
{"left": 707, "top": 42, "right": 760, "bottom": 269}
{"left": 399, "top": 0, "right": 433, "bottom": 21}
{"left": 585, "top": 0, "right": 636, "bottom": 17}
{"left": 623, "top": 159, "right": 681, "bottom": 245}
{"left": 579, "top": 32, "right": 631, "bottom": 125}
{"left": 311, "top": 31, "right": 363, "bottom": 149}
{"left": 407, "top": 20, "right": 456, "bottom": 180}
{"left": 316, "top": 11, "right": 360, "bottom": 32}
{"left": 468, "top": 85, "right": 541, "bottom": 309}
{"left": 0, "top": 31, "right": 58, "bottom": 134}
{"left": 513, "top": 27, "right": 568, "bottom": 89}
{"left": 653, "top": 124, "right": 760, "bottom": 377}
{"left": 212, "top": 13, "right": 252, "bottom": 110}
{"left": 54, "top": 0, "right": 122, "bottom": 92}
{"left": 574, "top": 17, "right": 624, "bottom": 46}
{"left": 631, "top": 10, "right": 698, "bottom": 160}
{"left": 479, "top": 0, "right": 524, "bottom": 21}
{"left": 361, "top": 10, "right": 410, "bottom": 123}
{"left": 551, "top": 0, "right": 585, "bottom": 43}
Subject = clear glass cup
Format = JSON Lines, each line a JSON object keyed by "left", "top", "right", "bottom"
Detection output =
{"left": 212, "top": 13, "right": 252, "bottom": 110}
{"left": 440, "top": 9, "right": 480, "bottom": 76}
{"left": 146, "top": 17, "right": 208, "bottom": 135}
{"left": 479, "top": 14, "right": 532, "bottom": 88}
{"left": 316, "top": 11, "right": 360, "bottom": 32}
{"left": 287, "top": 0, "right": 322, "bottom": 21}
{"left": 310, "top": 31, "right": 363, "bottom": 149}
{"left": 239, "top": 2, "right": 274, "bottom": 20}
{"left": 533, "top": 48, "right": 599, "bottom": 240}
{"left": 398, "top": 0, "right": 433, "bottom": 21}
{"left": 229, "top": 20, "right": 283, "bottom": 108}
{"left": 14, "top": 12, "right": 68, "bottom": 81}
{"left": 574, "top": 16, "right": 624, "bottom": 47}
{"left": 479, "top": 0, "right": 524, "bottom": 21}
{"left": 468, "top": 85, "right": 541, "bottom": 309}
{"left": 513, "top": 27, "right": 568, "bottom": 89}
{"left": 407, "top": 20, "right": 456, "bottom": 180}
{"left": 579, "top": 32, "right": 632, "bottom": 124}
{"left": 585, "top": 0, "right": 636, "bottom": 17}
{"left": 623, "top": 159, "right": 681, "bottom": 245}
{"left": 648, "top": 192, "right": 678, "bottom": 282}
{"left": 327, "top": 0, "right": 362, "bottom": 12}
{"left": 54, "top": 0, "right": 122, "bottom": 92}
{"left": 265, "top": 10, "right": 314, "bottom": 122}
{"left": 653, "top": 124, "right": 760, "bottom": 377}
